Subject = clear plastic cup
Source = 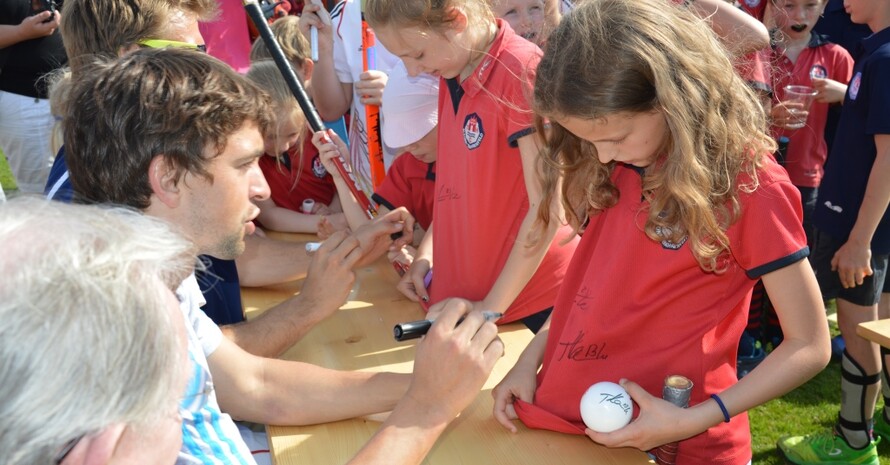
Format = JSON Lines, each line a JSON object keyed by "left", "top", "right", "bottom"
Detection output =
{"left": 783, "top": 85, "right": 818, "bottom": 130}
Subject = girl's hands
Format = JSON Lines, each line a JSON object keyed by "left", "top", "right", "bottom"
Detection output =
{"left": 311, "top": 129, "right": 350, "bottom": 180}
{"left": 355, "top": 70, "right": 388, "bottom": 106}
{"left": 298, "top": 1, "right": 333, "bottom": 55}
{"left": 585, "top": 379, "right": 699, "bottom": 452}
{"left": 770, "top": 101, "right": 807, "bottom": 130}
{"left": 491, "top": 363, "right": 539, "bottom": 432}
{"left": 811, "top": 77, "right": 847, "bottom": 104}
{"left": 387, "top": 244, "right": 416, "bottom": 268}
{"left": 397, "top": 256, "right": 431, "bottom": 303}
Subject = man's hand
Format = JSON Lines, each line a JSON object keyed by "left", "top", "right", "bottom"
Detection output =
{"left": 298, "top": 230, "right": 362, "bottom": 318}
{"left": 405, "top": 299, "right": 505, "bottom": 424}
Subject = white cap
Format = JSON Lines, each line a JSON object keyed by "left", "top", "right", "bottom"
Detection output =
{"left": 381, "top": 62, "right": 439, "bottom": 149}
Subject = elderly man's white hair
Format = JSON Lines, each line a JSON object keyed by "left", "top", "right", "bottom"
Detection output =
{"left": 0, "top": 197, "right": 196, "bottom": 465}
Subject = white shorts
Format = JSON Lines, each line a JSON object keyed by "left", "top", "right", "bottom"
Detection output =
{"left": 236, "top": 423, "right": 272, "bottom": 465}
{"left": 0, "top": 91, "right": 56, "bottom": 193}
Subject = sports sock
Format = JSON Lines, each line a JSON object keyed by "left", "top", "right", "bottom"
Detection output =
{"left": 882, "top": 347, "right": 890, "bottom": 423}
{"left": 839, "top": 349, "right": 880, "bottom": 448}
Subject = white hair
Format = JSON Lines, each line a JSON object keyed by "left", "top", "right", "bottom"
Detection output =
{"left": 0, "top": 197, "right": 196, "bottom": 465}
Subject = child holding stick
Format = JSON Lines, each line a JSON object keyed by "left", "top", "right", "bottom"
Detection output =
{"left": 363, "top": 0, "right": 579, "bottom": 332}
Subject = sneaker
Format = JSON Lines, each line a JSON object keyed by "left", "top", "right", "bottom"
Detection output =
{"left": 737, "top": 330, "right": 765, "bottom": 379}
{"left": 873, "top": 412, "right": 890, "bottom": 442}
{"left": 777, "top": 430, "right": 879, "bottom": 465}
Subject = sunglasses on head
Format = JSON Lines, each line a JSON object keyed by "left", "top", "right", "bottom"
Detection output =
{"left": 138, "top": 39, "right": 207, "bottom": 52}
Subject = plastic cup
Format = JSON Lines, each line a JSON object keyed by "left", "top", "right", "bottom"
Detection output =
{"left": 783, "top": 85, "right": 817, "bottom": 130}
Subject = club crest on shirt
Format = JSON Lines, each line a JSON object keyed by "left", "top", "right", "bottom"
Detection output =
{"left": 849, "top": 72, "right": 861, "bottom": 101}
{"left": 744, "top": 0, "right": 760, "bottom": 8}
{"left": 311, "top": 155, "right": 328, "bottom": 178}
{"left": 809, "top": 65, "right": 828, "bottom": 80}
{"left": 463, "top": 113, "right": 485, "bottom": 150}
{"left": 655, "top": 224, "right": 688, "bottom": 250}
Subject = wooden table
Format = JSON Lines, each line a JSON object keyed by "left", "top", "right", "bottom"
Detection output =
{"left": 242, "top": 233, "right": 651, "bottom": 465}
{"left": 857, "top": 319, "right": 890, "bottom": 349}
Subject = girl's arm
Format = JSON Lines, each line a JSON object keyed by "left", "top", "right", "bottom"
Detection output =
{"left": 832, "top": 134, "right": 890, "bottom": 288}
{"left": 299, "top": 2, "right": 353, "bottom": 120}
{"left": 397, "top": 224, "right": 433, "bottom": 302}
{"left": 690, "top": 0, "right": 770, "bottom": 57}
{"left": 312, "top": 130, "right": 373, "bottom": 231}
{"left": 587, "top": 259, "right": 831, "bottom": 450}
{"left": 478, "top": 133, "right": 560, "bottom": 314}
{"left": 492, "top": 317, "right": 551, "bottom": 431}
{"left": 256, "top": 197, "right": 325, "bottom": 233}
{"left": 811, "top": 77, "right": 848, "bottom": 104}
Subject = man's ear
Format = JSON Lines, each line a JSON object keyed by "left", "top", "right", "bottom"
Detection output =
{"left": 61, "top": 424, "right": 126, "bottom": 465}
{"left": 118, "top": 44, "right": 140, "bottom": 56}
{"left": 148, "top": 155, "right": 181, "bottom": 209}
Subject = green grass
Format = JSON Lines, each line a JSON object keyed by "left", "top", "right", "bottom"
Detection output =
{"left": 750, "top": 302, "right": 890, "bottom": 464}
{"left": 0, "top": 148, "right": 18, "bottom": 195}
{"left": 0, "top": 150, "right": 883, "bottom": 463}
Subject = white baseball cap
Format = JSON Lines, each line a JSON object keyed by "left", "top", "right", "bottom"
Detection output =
{"left": 381, "top": 62, "right": 439, "bottom": 149}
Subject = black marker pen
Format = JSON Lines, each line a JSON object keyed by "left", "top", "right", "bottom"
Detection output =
{"left": 393, "top": 311, "right": 503, "bottom": 341}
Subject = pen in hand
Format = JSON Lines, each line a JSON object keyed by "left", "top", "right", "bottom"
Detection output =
{"left": 393, "top": 311, "right": 503, "bottom": 341}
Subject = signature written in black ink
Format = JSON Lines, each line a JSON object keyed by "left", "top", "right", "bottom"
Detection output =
{"left": 437, "top": 185, "right": 461, "bottom": 202}
{"left": 556, "top": 331, "right": 608, "bottom": 361}
{"left": 573, "top": 285, "right": 594, "bottom": 311}
{"left": 598, "top": 392, "right": 631, "bottom": 414}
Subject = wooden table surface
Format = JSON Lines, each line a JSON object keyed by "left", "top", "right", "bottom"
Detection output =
{"left": 857, "top": 319, "right": 890, "bottom": 349}
{"left": 242, "top": 233, "right": 651, "bottom": 465}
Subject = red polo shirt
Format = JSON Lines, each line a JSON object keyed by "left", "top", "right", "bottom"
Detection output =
{"left": 431, "top": 20, "right": 578, "bottom": 323}
{"left": 372, "top": 155, "right": 436, "bottom": 230}
{"left": 771, "top": 33, "right": 854, "bottom": 187}
{"left": 516, "top": 158, "right": 807, "bottom": 464}
{"left": 259, "top": 129, "right": 337, "bottom": 212}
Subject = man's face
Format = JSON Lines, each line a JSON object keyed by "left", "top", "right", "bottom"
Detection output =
{"left": 177, "top": 122, "right": 270, "bottom": 259}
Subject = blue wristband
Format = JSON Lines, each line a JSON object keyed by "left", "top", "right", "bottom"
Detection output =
{"left": 710, "top": 394, "right": 730, "bottom": 423}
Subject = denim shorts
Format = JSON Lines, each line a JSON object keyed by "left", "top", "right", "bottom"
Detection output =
{"left": 811, "top": 227, "right": 888, "bottom": 306}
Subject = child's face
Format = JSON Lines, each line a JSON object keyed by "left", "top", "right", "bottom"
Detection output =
{"left": 397, "top": 125, "right": 439, "bottom": 164}
{"left": 843, "top": 0, "right": 883, "bottom": 29}
{"left": 774, "top": 0, "right": 826, "bottom": 39}
{"left": 375, "top": 24, "right": 474, "bottom": 79}
{"left": 556, "top": 110, "right": 669, "bottom": 168}
{"left": 264, "top": 109, "right": 304, "bottom": 156}
{"left": 491, "top": 0, "right": 546, "bottom": 45}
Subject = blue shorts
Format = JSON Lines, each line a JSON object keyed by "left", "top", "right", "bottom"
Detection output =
{"left": 811, "top": 228, "right": 888, "bottom": 306}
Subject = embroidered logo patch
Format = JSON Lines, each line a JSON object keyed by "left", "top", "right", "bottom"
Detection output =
{"left": 809, "top": 65, "right": 828, "bottom": 80}
{"left": 744, "top": 0, "right": 760, "bottom": 8}
{"left": 463, "top": 113, "right": 485, "bottom": 150}
{"left": 311, "top": 155, "right": 327, "bottom": 178}
{"left": 655, "top": 225, "right": 688, "bottom": 250}
{"left": 849, "top": 72, "right": 861, "bottom": 101}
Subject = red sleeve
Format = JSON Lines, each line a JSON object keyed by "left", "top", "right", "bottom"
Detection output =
{"left": 727, "top": 157, "right": 809, "bottom": 278}
{"left": 373, "top": 155, "right": 416, "bottom": 213}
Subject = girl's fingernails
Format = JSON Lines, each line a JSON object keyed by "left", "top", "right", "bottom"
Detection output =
{"left": 421, "top": 296, "right": 429, "bottom": 302}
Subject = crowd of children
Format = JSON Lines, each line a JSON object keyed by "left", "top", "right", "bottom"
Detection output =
{"left": 2, "top": 0, "right": 889, "bottom": 462}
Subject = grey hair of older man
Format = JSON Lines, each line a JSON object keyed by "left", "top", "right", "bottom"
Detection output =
{"left": 0, "top": 197, "right": 196, "bottom": 465}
